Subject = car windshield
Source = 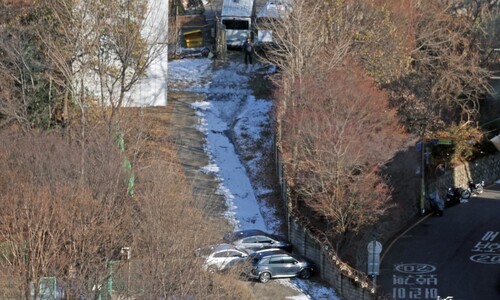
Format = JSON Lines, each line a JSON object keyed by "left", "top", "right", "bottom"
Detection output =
{"left": 257, "top": 236, "right": 274, "bottom": 243}
{"left": 268, "top": 233, "right": 284, "bottom": 242}
{"left": 242, "top": 237, "right": 258, "bottom": 243}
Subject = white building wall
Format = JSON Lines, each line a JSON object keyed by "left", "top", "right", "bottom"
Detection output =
{"left": 126, "top": 0, "right": 169, "bottom": 107}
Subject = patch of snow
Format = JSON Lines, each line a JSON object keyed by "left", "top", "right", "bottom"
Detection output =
{"left": 168, "top": 56, "right": 341, "bottom": 300}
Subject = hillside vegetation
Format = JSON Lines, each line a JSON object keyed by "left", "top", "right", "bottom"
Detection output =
{"left": 257, "top": 0, "right": 499, "bottom": 262}
{"left": 0, "top": 0, "right": 499, "bottom": 296}
{"left": 0, "top": 1, "right": 252, "bottom": 298}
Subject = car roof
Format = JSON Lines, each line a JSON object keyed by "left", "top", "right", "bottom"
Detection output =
{"left": 250, "top": 248, "right": 289, "bottom": 259}
{"left": 251, "top": 249, "right": 310, "bottom": 262}
{"left": 254, "top": 248, "right": 284, "bottom": 254}
{"left": 224, "top": 229, "right": 267, "bottom": 241}
{"left": 195, "top": 243, "right": 243, "bottom": 256}
{"left": 224, "top": 229, "right": 289, "bottom": 243}
{"left": 211, "top": 243, "right": 240, "bottom": 252}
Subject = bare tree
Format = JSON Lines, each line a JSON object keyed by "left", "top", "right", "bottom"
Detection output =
{"left": 349, "top": 0, "right": 413, "bottom": 84}
{"left": 112, "top": 108, "right": 254, "bottom": 299}
{"left": 0, "top": 129, "right": 134, "bottom": 299}
{"left": 0, "top": 0, "right": 169, "bottom": 181}
{"left": 35, "top": 0, "right": 168, "bottom": 131}
{"left": 131, "top": 161, "right": 252, "bottom": 299}
{"left": 91, "top": 0, "right": 168, "bottom": 129}
{"left": 0, "top": 0, "right": 168, "bottom": 132}
{"left": 388, "top": 0, "right": 495, "bottom": 133}
{"left": 258, "top": 0, "right": 355, "bottom": 154}
{"left": 280, "top": 64, "right": 405, "bottom": 253}
{"left": 262, "top": 0, "right": 411, "bottom": 256}
{"left": 261, "top": 0, "right": 408, "bottom": 147}
{"left": 0, "top": 2, "right": 65, "bottom": 131}
{"left": 0, "top": 104, "right": 258, "bottom": 300}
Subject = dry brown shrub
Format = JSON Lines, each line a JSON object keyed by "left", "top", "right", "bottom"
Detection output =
{"left": 0, "top": 109, "right": 253, "bottom": 298}
{"left": 0, "top": 127, "right": 134, "bottom": 299}
{"left": 279, "top": 60, "right": 406, "bottom": 254}
{"left": 117, "top": 108, "right": 252, "bottom": 299}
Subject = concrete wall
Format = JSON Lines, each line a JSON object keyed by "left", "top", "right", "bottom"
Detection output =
{"left": 288, "top": 216, "right": 377, "bottom": 300}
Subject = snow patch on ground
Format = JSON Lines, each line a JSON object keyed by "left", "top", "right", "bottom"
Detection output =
{"left": 168, "top": 57, "right": 340, "bottom": 300}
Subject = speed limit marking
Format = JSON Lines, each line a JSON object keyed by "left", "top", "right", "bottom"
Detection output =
{"left": 469, "top": 231, "right": 500, "bottom": 264}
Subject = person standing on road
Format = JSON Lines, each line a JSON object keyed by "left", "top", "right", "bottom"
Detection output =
{"left": 243, "top": 37, "right": 253, "bottom": 65}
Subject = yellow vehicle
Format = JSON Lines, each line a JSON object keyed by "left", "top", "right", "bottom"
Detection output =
{"left": 183, "top": 29, "right": 204, "bottom": 48}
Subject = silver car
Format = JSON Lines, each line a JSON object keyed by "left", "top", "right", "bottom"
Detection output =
{"left": 195, "top": 243, "right": 253, "bottom": 273}
{"left": 223, "top": 229, "right": 293, "bottom": 252}
{"left": 244, "top": 249, "right": 315, "bottom": 283}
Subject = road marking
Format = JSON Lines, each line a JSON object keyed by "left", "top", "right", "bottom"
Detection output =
{"left": 395, "top": 263, "right": 436, "bottom": 274}
{"left": 469, "top": 253, "right": 500, "bottom": 264}
{"left": 392, "top": 263, "right": 439, "bottom": 299}
{"left": 469, "top": 231, "right": 500, "bottom": 264}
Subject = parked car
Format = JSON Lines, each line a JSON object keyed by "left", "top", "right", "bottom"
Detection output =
{"left": 243, "top": 249, "right": 315, "bottom": 283}
{"left": 223, "top": 229, "right": 293, "bottom": 252}
{"left": 195, "top": 243, "right": 253, "bottom": 273}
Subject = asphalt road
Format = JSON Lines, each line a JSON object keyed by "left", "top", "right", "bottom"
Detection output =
{"left": 378, "top": 184, "right": 500, "bottom": 300}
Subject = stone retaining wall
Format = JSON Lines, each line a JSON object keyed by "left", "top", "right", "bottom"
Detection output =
{"left": 430, "top": 153, "right": 500, "bottom": 197}
{"left": 288, "top": 216, "right": 377, "bottom": 300}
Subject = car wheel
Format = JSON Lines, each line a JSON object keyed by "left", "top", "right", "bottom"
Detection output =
{"left": 299, "top": 269, "right": 311, "bottom": 279}
{"left": 259, "top": 272, "right": 271, "bottom": 283}
{"left": 207, "top": 265, "right": 218, "bottom": 274}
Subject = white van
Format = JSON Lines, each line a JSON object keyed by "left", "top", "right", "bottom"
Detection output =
{"left": 255, "top": 0, "right": 291, "bottom": 45}
{"left": 220, "top": 0, "right": 255, "bottom": 47}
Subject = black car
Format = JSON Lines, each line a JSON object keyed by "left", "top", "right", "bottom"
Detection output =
{"left": 223, "top": 229, "right": 293, "bottom": 252}
{"left": 244, "top": 249, "right": 315, "bottom": 283}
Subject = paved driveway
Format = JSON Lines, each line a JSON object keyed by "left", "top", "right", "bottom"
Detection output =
{"left": 377, "top": 184, "right": 500, "bottom": 300}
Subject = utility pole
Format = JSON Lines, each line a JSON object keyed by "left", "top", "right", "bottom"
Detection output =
{"left": 367, "top": 240, "right": 382, "bottom": 289}
{"left": 420, "top": 139, "right": 426, "bottom": 215}
{"left": 121, "top": 247, "right": 131, "bottom": 299}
